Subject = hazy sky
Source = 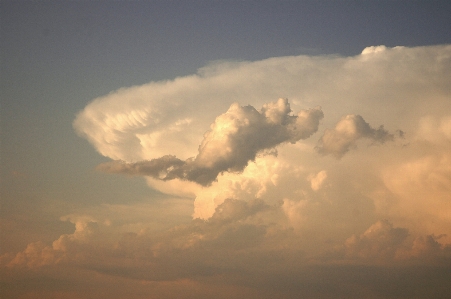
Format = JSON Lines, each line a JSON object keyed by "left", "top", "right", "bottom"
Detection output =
{"left": 1, "top": 1, "right": 451, "bottom": 298}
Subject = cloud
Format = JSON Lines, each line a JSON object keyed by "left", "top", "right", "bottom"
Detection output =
{"left": 191, "top": 154, "right": 287, "bottom": 219}
{"left": 336, "top": 220, "right": 451, "bottom": 265}
{"left": 4, "top": 203, "right": 450, "bottom": 289}
{"left": 97, "top": 98, "right": 323, "bottom": 186}
{"left": 5, "top": 44, "right": 448, "bottom": 298}
{"left": 2, "top": 199, "right": 283, "bottom": 272}
{"left": 72, "top": 44, "right": 451, "bottom": 229}
{"left": 315, "top": 114, "right": 398, "bottom": 158}
{"left": 342, "top": 220, "right": 409, "bottom": 262}
{"left": 73, "top": 44, "right": 451, "bottom": 164}
{"left": 309, "top": 170, "right": 327, "bottom": 191}
{"left": 5, "top": 215, "right": 99, "bottom": 269}
{"left": 70, "top": 44, "right": 451, "bottom": 235}
{"left": 416, "top": 115, "right": 451, "bottom": 143}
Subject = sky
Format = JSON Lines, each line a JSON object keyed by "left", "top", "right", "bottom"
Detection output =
{"left": 1, "top": 1, "right": 451, "bottom": 298}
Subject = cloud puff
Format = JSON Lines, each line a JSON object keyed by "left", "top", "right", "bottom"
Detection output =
{"left": 45, "top": 45, "right": 451, "bottom": 297}
{"left": 2, "top": 199, "right": 283, "bottom": 271}
{"left": 71, "top": 44, "right": 451, "bottom": 228}
{"left": 191, "top": 154, "right": 287, "bottom": 219}
{"left": 4, "top": 203, "right": 450, "bottom": 285}
{"left": 309, "top": 170, "right": 327, "bottom": 191}
{"left": 74, "top": 45, "right": 451, "bottom": 164}
{"left": 71, "top": 43, "right": 451, "bottom": 234}
{"left": 3, "top": 44, "right": 451, "bottom": 299}
{"left": 337, "top": 220, "right": 451, "bottom": 265}
{"left": 97, "top": 98, "right": 323, "bottom": 186}
{"left": 315, "top": 114, "right": 398, "bottom": 158}
{"left": 343, "top": 220, "right": 409, "bottom": 262}
{"left": 5, "top": 215, "right": 100, "bottom": 269}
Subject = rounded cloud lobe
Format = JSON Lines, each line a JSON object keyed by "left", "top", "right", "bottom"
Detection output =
{"left": 97, "top": 98, "right": 323, "bottom": 186}
{"left": 4, "top": 45, "right": 450, "bottom": 298}
{"left": 71, "top": 44, "right": 451, "bottom": 239}
{"left": 316, "top": 114, "right": 398, "bottom": 158}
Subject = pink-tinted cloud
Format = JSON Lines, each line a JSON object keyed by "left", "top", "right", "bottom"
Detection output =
{"left": 98, "top": 99, "right": 323, "bottom": 186}
{"left": 316, "top": 114, "right": 399, "bottom": 158}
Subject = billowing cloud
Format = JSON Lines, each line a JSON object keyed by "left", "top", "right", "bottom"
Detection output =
{"left": 334, "top": 220, "right": 451, "bottom": 265}
{"left": 71, "top": 44, "right": 451, "bottom": 232}
{"left": 343, "top": 220, "right": 409, "bottom": 262}
{"left": 74, "top": 45, "right": 451, "bottom": 164}
{"left": 309, "top": 170, "right": 327, "bottom": 191}
{"left": 3, "top": 44, "right": 451, "bottom": 298}
{"left": 97, "top": 98, "right": 323, "bottom": 186}
{"left": 3, "top": 202, "right": 450, "bottom": 299}
{"left": 315, "top": 114, "right": 398, "bottom": 158}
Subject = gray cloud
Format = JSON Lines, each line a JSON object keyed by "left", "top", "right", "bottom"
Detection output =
{"left": 342, "top": 220, "right": 409, "bottom": 262}
{"left": 315, "top": 114, "right": 398, "bottom": 158}
{"left": 98, "top": 98, "right": 323, "bottom": 186}
{"left": 4, "top": 200, "right": 451, "bottom": 299}
{"left": 317, "top": 220, "right": 451, "bottom": 267}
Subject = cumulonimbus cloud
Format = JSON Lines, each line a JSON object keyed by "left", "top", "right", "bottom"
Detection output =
{"left": 73, "top": 45, "right": 451, "bottom": 165}
{"left": 98, "top": 98, "right": 323, "bottom": 186}
{"left": 315, "top": 114, "right": 400, "bottom": 158}
{"left": 72, "top": 45, "right": 451, "bottom": 226}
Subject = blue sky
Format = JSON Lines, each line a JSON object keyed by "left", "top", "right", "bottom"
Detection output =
{"left": 1, "top": 1, "right": 451, "bottom": 298}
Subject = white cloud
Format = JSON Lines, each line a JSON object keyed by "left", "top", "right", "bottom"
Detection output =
{"left": 361, "top": 45, "right": 388, "bottom": 55}
{"left": 96, "top": 98, "right": 323, "bottom": 186}
{"left": 315, "top": 114, "right": 398, "bottom": 158}
{"left": 5, "top": 44, "right": 449, "bottom": 297}
{"left": 191, "top": 154, "right": 286, "bottom": 219}
{"left": 309, "top": 170, "right": 327, "bottom": 191}
{"left": 416, "top": 115, "right": 451, "bottom": 143}
{"left": 334, "top": 220, "right": 451, "bottom": 265}
{"left": 342, "top": 220, "right": 409, "bottom": 262}
{"left": 70, "top": 45, "right": 451, "bottom": 244}
{"left": 73, "top": 44, "right": 451, "bottom": 164}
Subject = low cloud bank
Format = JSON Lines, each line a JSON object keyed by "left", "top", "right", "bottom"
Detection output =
{"left": 16, "top": 44, "right": 447, "bottom": 298}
